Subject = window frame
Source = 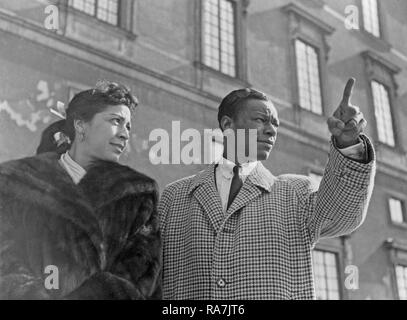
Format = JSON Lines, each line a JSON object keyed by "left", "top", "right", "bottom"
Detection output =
{"left": 387, "top": 196, "right": 407, "bottom": 228}
{"left": 394, "top": 264, "right": 407, "bottom": 300}
{"left": 294, "top": 37, "right": 324, "bottom": 115}
{"left": 385, "top": 239, "right": 407, "bottom": 300}
{"left": 282, "top": 3, "right": 335, "bottom": 120}
{"left": 197, "top": 0, "right": 249, "bottom": 82}
{"left": 308, "top": 169, "right": 323, "bottom": 190}
{"left": 312, "top": 248, "right": 343, "bottom": 300}
{"left": 362, "top": 51, "right": 401, "bottom": 151}
{"left": 68, "top": 0, "right": 122, "bottom": 27}
{"left": 201, "top": 0, "right": 238, "bottom": 77}
{"left": 360, "top": 0, "right": 382, "bottom": 39}
{"left": 370, "top": 79, "right": 396, "bottom": 147}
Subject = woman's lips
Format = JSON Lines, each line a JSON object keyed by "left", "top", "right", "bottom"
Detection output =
{"left": 110, "top": 143, "right": 125, "bottom": 153}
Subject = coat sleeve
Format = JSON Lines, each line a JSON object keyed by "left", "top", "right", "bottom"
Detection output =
{"left": 107, "top": 185, "right": 162, "bottom": 300}
{"left": 0, "top": 201, "right": 49, "bottom": 299}
{"left": 67, "top": 186, "right": 162, "bottom": 300}
{"left": 288, "top": 135, "right": 376, "bottom": 246}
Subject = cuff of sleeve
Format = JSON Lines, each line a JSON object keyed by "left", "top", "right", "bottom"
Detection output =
{"left": 329, "top": 134, "right": 376, "bottom": 178}
{"left": 337, "top": 140, "right": 365, "bottom": 161}
{"left": 333, "top": 135, "right": 374, "bottom": 164}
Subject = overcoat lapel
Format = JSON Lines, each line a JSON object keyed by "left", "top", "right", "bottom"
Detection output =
{"left": 226, "top": 162, "right": 276, "bottom": 216}
{"left": 188, "top": 162, "right": 277, "bottom": 232}
{"left": 188, "top": 163, "right": 224, "bottom": 233}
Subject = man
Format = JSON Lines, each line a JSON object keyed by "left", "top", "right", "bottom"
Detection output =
{"left": 159, "top": 79, "right": 375, "bottom": 299}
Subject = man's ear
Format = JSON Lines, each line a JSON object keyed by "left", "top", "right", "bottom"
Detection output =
{"left": 220, "top": 115, "right": 234, "bottom": 131}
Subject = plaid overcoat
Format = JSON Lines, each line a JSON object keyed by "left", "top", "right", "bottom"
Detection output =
{"left": 159, "top": 137, "right": 376, "bottom": 299}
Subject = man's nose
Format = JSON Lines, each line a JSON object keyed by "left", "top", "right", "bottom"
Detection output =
{"left": 264, "top": 122, "right": 277, "bottom": 136}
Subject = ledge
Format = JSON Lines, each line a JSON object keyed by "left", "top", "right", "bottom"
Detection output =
{"left": 282, "top": 2, "right": 335, "bottom": 35}
{"left": 362, "top": 50, "right": 402, "bottom": 75}
{"left": 194, "top": 61, "right": 251, "bottom": 88}
{"left": 385, "top": 238, "right": 407, "bottom": 251}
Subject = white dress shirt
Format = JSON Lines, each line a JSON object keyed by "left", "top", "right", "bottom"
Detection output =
{"left": 215, "top": 158, "right": 258, "bottom": 213}
{"left": 59, "top": 151, "right": 86, "bottom": 184}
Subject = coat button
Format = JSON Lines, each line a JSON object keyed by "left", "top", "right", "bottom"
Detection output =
{"left": 217, "top": 278, "right": 226, "bottom": 288}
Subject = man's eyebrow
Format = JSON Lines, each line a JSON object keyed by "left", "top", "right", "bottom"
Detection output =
{"left": 255, "top": 111, "right": 279, "bottom": 120}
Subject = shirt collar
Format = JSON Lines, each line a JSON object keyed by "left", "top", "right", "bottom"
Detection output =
{"left": 217, "top": 157, "right": 258, "bottom": 179}
{"left": 59, "top": 151, "right": 87, "bottom": 184}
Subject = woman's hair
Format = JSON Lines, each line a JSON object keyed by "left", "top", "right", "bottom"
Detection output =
{"left": 36, "top": 80, "right": 138, "bottom": 155}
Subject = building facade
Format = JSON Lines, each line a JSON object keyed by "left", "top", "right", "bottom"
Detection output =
{"left": 0, "top": 0, "right": 406, "bottom": 299}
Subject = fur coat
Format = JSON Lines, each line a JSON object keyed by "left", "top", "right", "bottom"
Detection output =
{"left": 0, "top": 152, "right": 161, "bottom": 300}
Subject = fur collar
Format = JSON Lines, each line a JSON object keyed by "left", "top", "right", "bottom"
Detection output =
{"left": 0, "top": 153, "right": 157, "bottom": 240}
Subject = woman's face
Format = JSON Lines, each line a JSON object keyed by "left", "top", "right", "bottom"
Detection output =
{"left": 81, "top": 104, "right": 131, "bottom": 163}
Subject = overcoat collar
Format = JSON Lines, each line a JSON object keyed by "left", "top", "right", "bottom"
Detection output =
{"left": 187, "top": 162, "right": 276, "bottom": 233}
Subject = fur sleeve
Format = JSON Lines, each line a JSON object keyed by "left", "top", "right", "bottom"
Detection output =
{"left": 79, "top": 161, "right": 162, "bottom": 299}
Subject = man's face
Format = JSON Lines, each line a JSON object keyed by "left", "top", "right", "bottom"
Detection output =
{"left": 227, "top": 98, "right": 279, "bottom": 161}
{"left": 82, "top": 104, "right": 132, "bottom": 163}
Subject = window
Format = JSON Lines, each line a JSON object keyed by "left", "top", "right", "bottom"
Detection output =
{"left": 312, "top": 250, "right": 341, "bottom": 300}
{"left": 309, "top": 172, "right": 323, "bottom": 189}
{"left": 371, "top": 80, "right": 395, "bottom": 146}
{"left": 389, "top": 198, "right": 405, "bottom": 224}
{"left": 69, "top": 0, "right": 119, "bottom": 25}
{"left": 295, "top": 39, "right": 322, "bottom": 114}
{"left": 395, "top": 265, "right": 407, "bottom": 300}
{"left": 361, "top": 0, "right": 380, "bottom": 37}
{"left": 202, "top": 0, "right": 236, "bottom": 77}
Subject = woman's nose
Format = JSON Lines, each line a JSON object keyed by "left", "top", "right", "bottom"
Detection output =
{"left": 119, "top": 126, "right": 130, "bottom": 140}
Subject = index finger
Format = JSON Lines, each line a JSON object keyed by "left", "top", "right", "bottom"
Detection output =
{"left": 341, "top": 78, "right": 355, "bottom": 105}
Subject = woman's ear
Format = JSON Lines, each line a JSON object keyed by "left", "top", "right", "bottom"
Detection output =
{"left": 220, "top": 115, "right": 234, "bottom": 131}
{"left": 73, "top": 119, "right": 86, "bottom": 142}
{"left": 73, "top": 119, "right": 84, "bottom": 134}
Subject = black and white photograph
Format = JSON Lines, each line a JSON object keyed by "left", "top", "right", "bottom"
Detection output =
{"left": 0, "top": 0, "right": 406, "bottom": 305}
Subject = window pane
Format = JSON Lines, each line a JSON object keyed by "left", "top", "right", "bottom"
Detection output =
{"left": 69, "top": 0, "right": 119, "bottom": 25}
{"left": 371, "top": 81, "right": 395, "bottom": 146}
{"left": 309, "top": 172, "right": 323, "bottom": 189}
{"left": 362, "top": 0, "right": 380, "bottom": 37}
{"left": 203, "top": 0, "right": 236, "bottom": 77}
{"left": 396, "top": 265, "right": 407, "bottom": 300}
{"left": 295, "top": 39, "right": 322, "bottom": 114}
{"left": 389, "top": 198, "right": 404, "bottom": 223}
{"left": 312, "top": 250, "right": 340, "bottom": 300}
{"left": 70, "top": 0, "right": 96, "bottom": 15}
{"left": 96, "top": 0, "right": 119, "bottom": 25}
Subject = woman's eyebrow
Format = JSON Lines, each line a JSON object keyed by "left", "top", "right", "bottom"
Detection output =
{"left": 108, "top": 113, "right": 126, "bottom": 120}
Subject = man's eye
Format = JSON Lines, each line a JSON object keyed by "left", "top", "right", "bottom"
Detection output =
{"left": 111, "top": 118, "right": 121, "bottom": 125}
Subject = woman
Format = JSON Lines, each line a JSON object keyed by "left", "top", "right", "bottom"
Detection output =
{"left": 0, "top": 81, "right": 161, "bottom": 299}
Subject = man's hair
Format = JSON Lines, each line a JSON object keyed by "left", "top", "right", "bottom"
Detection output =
{"left": 217, "top": 88, "right": 269, "bottom": 129}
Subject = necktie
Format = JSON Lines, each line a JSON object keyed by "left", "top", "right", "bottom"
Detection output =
{"left": 227, "top": 165, "right": 243, "bottom": 209}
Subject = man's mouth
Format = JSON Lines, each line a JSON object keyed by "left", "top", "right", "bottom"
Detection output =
{"left": 258, "top": 140, "right": 274, "bottom": 146}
